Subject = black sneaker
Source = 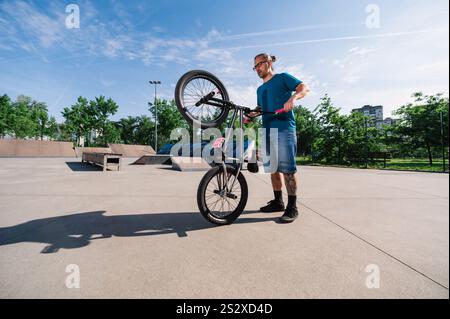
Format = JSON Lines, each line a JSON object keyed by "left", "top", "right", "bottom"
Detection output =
{"left": 278, "top": 205, "right": 299, "bottom": 223}
{"left": 260, "top": 200, "right": 285, "bottom": 213}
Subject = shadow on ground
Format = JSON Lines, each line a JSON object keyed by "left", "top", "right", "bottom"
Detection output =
{"left": 0, "top": 210, "right": 275, "bottom": 254}
{"left": 65, "top": 162, "right": 103, "bottom": 172}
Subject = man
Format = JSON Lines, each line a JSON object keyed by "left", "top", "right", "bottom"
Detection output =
{"left": 253, "top": 53, "right": 309, "bottom": 223}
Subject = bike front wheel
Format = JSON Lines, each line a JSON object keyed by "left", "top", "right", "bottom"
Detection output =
{"left": 197, "top": 165, "right": 248, "bottom": 225}
{"left": 175, "top": 70, "right": 230, "bottom": 129}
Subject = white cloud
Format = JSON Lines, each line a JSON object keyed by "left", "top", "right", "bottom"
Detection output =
{"left": 0, "top": 1, "right": 65, "bottom": 50}
{"left": 206, "top": 29, "right": 223, "bottom": 41}
{"left": 312, "top": 29, "right": 449, "bottom": 115}
{"left": 222, "top": 28, "right": 449, "bottom": 51}
{"left": 278, "top": 63, "right": 321, "bottom": 98}
{"left": 226, "top": 84, "right": 259, "bottom": 109}
{"left": 100, "top": 79, "right": 115, "bottom": 87}
{"left": 152, "top": 26, "right": 166, "bottom": 33}
{"left": 348, "top": 46, "right": 375, "bottom": 56}
{"left": 332, "top": 59, "right": 345, "bottom": 69}
{"left": 195, "top": 19, "right": 203, "bottom": 28}
{"left": 208, "top": 22, "right": 356, "bottom": 42}
{"left": 103, "top": 39, "right": 125, "bottom": 58}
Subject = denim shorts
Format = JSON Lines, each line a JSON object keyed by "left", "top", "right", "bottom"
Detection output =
{"left": 262, "top": 129, "right": 297, "bottom": 174}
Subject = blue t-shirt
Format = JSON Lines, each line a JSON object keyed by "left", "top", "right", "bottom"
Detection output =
{"left": 257, "top": 73, "right": 302, "bottom": 131}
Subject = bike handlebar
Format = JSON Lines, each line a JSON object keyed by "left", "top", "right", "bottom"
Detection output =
{"left": 244, "top": 107, "right": 285, "bottom": 118}
{"left": 195, "top": 91, "right": 286, "bottom": 118}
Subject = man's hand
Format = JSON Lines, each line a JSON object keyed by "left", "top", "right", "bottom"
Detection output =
{"left": 248, "top": 111, "right": 261, "bottom": 117}
{"left": 283, "top": 98, "right": 295, "bottom": 112}
{"left": 283, "top": 82, "right": 310, "bottom": 112}
{"left": 247, "top": 106, "right": 262, "bottom": 118}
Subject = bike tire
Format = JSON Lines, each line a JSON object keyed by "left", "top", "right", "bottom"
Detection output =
{"left": 175, "top": 70, "right": 230, "bottom": 129}
{"left": 197, "top": 164, "right": 248, "bottom": 225}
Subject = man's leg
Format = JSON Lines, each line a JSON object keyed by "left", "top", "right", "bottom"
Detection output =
{"left": 271, "top": 172, "right": 284, "bottom": 204}
{"left": 283, "top": 173, "right": 297, "bottom": 196}
{"left": 271, "top": 172, "right": 283, "bottom": 191}
{"left": 279, "top": 172, "right": 299, "bottom": 223}
{"left": 260, "top": 172, "right": 285, "bottom": 212}
{"left": 277, "top": 129, "right": 299, "bottom": 223}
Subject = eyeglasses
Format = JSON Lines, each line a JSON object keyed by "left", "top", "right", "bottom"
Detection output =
{"left": 253, "top": 60, "right": 269, "bottom": 71}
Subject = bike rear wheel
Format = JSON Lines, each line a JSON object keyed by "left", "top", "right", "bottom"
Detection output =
{"left": 197, "top": 165, "right": 248, "bottom": 225}
{"left": 175, "top": 70, "right": 230, "bottom": 129}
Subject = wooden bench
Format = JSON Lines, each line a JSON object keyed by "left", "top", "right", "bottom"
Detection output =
{"left": 81, "top": 152, "right": 123, "bottom": 171}
{"left": 348, "top": 152, "right": 391, "bottom": 168}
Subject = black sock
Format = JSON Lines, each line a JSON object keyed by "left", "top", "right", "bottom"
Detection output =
{"left": 274, "top": 190, "right": 283, "bottom": 203}
{"left": 288, "top": 195, "right": 297, "bottom": 207}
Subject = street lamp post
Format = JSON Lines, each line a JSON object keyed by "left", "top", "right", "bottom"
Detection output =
{"left": 364, "top": 116, "right": 368, "bottom": 169}
{"left": 440, "top": 111, "right": 446, "bottom": 173}
{"left": 149, "top": 80, "right": 161, "bottom": 153}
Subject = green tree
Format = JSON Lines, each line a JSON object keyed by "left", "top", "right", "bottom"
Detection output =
{"left": 135, "top": 115, "right": 155, "bottom": 146}
{"left": 117, "top": 116, "right": 139, "bottom": 144}
{"left": 342, "top": 111, "right": 381, "bottom": 164}
{"left": 148, "top": 98, "right": 188, "bottom": 148}
{"left": 394, "top": 92, "right": 449, "bottom": 165}
{"left": 56, "top": 122, "right": 74, "bottom": 142}
{"left": 313, "top": 95, "right": 347, "bottom": 163}
{"left": 1, "top": 94, "right": 60, "bottom": 141}
{"left": 89, "top": 96, "right": 119, "bottom": 147}
{"left": 0, "top": 94, "right": 11, "bottom": 137}
{"left": 45, "top": 116, "right": 59, "bottom": 140}
{"left": 294, "top": 106, "right": 318, "bottom": 157}
{"left": 99, "top": 121, "right": 121, "bottom": 145}
{"left": 29, "top": 100, "right": 50, "bottom": 140}
{"left": 9, "top": 95, "right": 37, "bottom": 139}
{"left": 61, "top": 96, "right": 92, "bottom": 146}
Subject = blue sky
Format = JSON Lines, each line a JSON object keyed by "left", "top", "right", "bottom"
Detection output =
{"left": 0, "top": 0, "right": 448, "bottom": 122}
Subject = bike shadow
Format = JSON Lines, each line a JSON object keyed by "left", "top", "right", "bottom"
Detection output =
{"left": 0, "top": 210, "right": 276, "bottom": 254}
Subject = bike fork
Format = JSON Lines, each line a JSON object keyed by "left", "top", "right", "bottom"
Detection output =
{"left": 220, "top": 108, "right": 245, "bottom": 194}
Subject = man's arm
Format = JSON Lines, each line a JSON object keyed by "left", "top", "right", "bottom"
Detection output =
{"left": 283, "top": 82, "right": 310, "bottom": 112}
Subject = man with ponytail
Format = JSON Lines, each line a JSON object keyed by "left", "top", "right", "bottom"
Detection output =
{"left": 253, "top": 53, "right": 309, "bottom": 223}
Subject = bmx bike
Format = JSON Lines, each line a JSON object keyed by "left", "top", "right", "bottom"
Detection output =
{"left": 174, "top": 70, "right": 285, "bottom": 225}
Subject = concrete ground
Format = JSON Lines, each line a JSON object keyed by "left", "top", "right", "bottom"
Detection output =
{"left": 0, "top": 157, "right": 448, "bottom": 299}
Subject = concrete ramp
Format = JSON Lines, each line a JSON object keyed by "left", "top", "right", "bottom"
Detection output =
{"left": 171, "top": 157, "right": 211, "bottom": 172}
{"left": 0, "top": 139, "right": 75, "bottom": 157}
{"left": 109, "top": 144, "right": 155, "bottom": 157}
{"left": 132, "top": 154, "right": 172, "bottom": 165}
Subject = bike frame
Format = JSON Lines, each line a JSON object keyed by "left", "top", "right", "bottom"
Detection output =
{"left": 206, "top": 98, "right": 246, "bottom": 195}
{"left": 197, "top": 92, "right": 268, "bottom": 196}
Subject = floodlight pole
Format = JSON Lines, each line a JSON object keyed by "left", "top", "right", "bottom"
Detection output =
{"left": 149, "top": 81, "right": 161, "bottom": 153}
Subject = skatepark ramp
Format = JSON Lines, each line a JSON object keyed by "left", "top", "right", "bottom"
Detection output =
{"left": 132, "top": 154, "right": 172, "bottom": 165}
{"left": 131, "top": 155, "right": 212, "bottom": 171}
{"left": 0, "top": 139, "right": 75, "bottom": 157}
{"left": 171, "top": 157, "right": 212, "bottom": 172}
{"left": 108, "top": 144, "right": 155, "bottom": 157}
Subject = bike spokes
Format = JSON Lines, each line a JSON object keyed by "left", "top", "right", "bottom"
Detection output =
{"left": 205, "top": 171, "right": 242, "bottom": 218}
{"left": 175, "top": 70, "right": 230, "bottom": 129}
{"left": 182, "top": 78, "right": 224, "bottom": 123}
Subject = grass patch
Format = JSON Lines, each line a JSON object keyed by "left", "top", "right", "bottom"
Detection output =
{"left": 296, "top": 157, "right": 449, "bottom": 172}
